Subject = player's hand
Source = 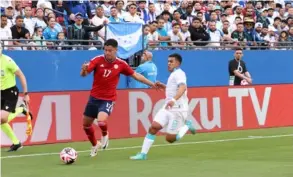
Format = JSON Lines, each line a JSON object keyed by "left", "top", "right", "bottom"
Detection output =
{"left": 81, "top": 62, "right": 88, "bottom": 71}
{"left": 23, "top": 94, "right": 30, "bottom": 104}
{"left": 155, "top": 81, "right": 165, "bottom": 90}
{"left": 165, "top": 99, "right": 175, "bottom": 109}
{"left": 246, "top": 77, "right": 252, "bottom": 84}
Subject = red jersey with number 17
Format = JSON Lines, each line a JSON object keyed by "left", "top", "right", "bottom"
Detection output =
{"left": 86, "top": 55, "right": 134, "bottom": 101}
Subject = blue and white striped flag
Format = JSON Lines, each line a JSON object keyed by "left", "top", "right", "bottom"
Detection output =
{"left": 106, "top": 23, "right": 143, "bottom": 59}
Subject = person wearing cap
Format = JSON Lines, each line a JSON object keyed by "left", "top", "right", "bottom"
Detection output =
{"left": 256, "top": 9, "right": 270, "bottom": 28}
{"left": 4, "top": 6, "right": 15, "bottom": 28}
{"left": 243, "top": 18, "right": 257, "bottom": 46}
{"left": 67, "top": 12, "right": 105, "bottom": 49}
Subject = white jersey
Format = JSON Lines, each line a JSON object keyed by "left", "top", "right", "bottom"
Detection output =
{"left": 165, "top": 68, "right": 188, "bottom": 111}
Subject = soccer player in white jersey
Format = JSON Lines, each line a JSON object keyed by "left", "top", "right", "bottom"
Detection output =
{"left": 130, "top": 53, "right": 196, "bottom": 160}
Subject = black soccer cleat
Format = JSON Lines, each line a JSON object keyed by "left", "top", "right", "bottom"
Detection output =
{"left": 7, "top": 143, "right": 23, "bottom": 152}
{"left": 20, "top": 103, "right": 34, "bottom": 120}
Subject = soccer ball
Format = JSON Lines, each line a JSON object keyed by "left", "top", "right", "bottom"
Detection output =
{"left": 60, "top": 147, "right": 78, "bottom": 164}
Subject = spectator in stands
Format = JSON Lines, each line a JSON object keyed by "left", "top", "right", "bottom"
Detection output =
{"left": 281, "top": 19, "right": 289, "bottom": 31}
{"left": 124, "top": 3, "right": 144, "bottom": 24}
{"left": 189, "top": 18, "right": 210, "bottom": 46}
{"left": 91, "top": 6, "right": 108, "bottom": 43}
{"left": 14, "top": 1, "right": 24, "bottom": 16}
{"left": 147, "top": 21, "right": 159, "bottom": 48}
{"left": 181, "top": 20, "right": 191, "bottom": 43}
{"left": 67, "top": 13, "right": 104, "bottom": 49}
{"left": 207, "top": 21, "right": 223, "bottom": 47}
{"left": 46, "top": 13, "right": 63, "bottom": 33}
{"left": 181, "top": 5, "right": 195, "bottom": 25}
{"left": 101, "top": 0, "right": 112, "bottom": 17}
{"left": 168, "top": 23, "right": 184, "bottom": 48}
{"left": 34, "top": 8, "right": 47, "bottom": 29}
{"left": 32, "top": 26, "right": 47, "bottom": 50}
{"left": 56, "top": 32, "right": 69, "bottom": 50}
{"left": 0, "top": 15, "right": 13, "bottom": 49}
{"left": 231, "top": 23, "right": 249, "bottom": 48}
{"left": 257, "top": 9, "right": 270, "bottom": 28}
{"left": 148, "top": 3, "right": 157, "bottom": 23}
{"left": 209, "top": 11, "right": 221, "bottom": 30}
{"left": 269, "top": 17, "right": 282, "bottom": 34}
{"left": 115, "top": 0, "right": 126, "bottom": 19}
{"left": 137, "top": 1, "right": 149, "bottom": 24}
{"left": 4, "top": 6, "right": 14, "bottom": 28}
{"left": 243, "top": 18, "right": 257, "bottom": 47}
{"left": 66, "top": 1, "right": 92, "bottom": 25}
{"left": 10, "top": 15, "right": 30, "bottom": 50}
{"left": 176, "top": 0, "right": 188, "bottom": 17}
{"left": 43, "top": 17, "right": 59, "bottom": 46}
{"left": 172, "top": 10, "right": 182, "bottom": 25}
{"left": 24, "top": 6, "right": 36, "bottom": 37}
{"left": 109, "top": 7, "right": 123, "bottom": 22}
{"left": 157, "top": 18, "right": 170, "bottom": 47}
{"left": 287, "top": 7, "right": 293, "bottom": 18}
{"left": 143, "top": 24, "right": 150, "bottom": 49}
{"left": 278, "top": 30, "right": 290, "bottom": 49}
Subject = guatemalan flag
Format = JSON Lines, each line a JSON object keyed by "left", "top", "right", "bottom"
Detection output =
{"left": 106, "top": 23, "right": 143, "bottom": 59}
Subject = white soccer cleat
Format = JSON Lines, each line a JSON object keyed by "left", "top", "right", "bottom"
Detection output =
{"left": 101, "top": 133, "right": 109, "bottom": 150}
{"left": 90, "top": 141, "right": 101, "bottom": 157}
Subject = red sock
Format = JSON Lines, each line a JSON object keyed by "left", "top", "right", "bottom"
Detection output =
{"left": 98, "top": 121, "right": 108, "bottom": 136}
{"left": 83, "top": 125, "right": 97, "bottom": 146}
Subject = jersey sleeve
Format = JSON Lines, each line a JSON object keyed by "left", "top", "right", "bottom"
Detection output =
{"left": 175, "top": 71, "right": 187, "bottom": 86}
{"left": 87, "top": 56, "right": 99, "bottom": 73}
{"left": 229, "top": 60, "right": 238, "bottom": 74}
{"left": 8, "top": 57, "right": 19, "bottom": 73}
{"left": 120, "top": 60, "right": 135, "bottom": 76}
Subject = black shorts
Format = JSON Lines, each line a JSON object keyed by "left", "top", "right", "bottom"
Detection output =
{"left": 83, "top": 96, "right": 115, "bottom": 118}
{"left": 1, "top": 86, "right": 19, "bottom": 113}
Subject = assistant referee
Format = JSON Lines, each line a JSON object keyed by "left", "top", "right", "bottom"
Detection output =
{"left": 0, "top": 44, "right": 31, "bottom": 152}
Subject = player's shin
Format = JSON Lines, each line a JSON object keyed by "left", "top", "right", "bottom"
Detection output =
{"left": 141, "top": 133, "right": 156, "bottom": 154}
{"left": 83, "top": 125, "right": 97, "bottom": 146}
{"left": 98, "top": 121, "right": 108, "bottom": 136}
{"left": 176, "top": 125, "right": 189, "bottom": 141}
{"left": 1, "top": 123, "right": 20, "bottom": 145}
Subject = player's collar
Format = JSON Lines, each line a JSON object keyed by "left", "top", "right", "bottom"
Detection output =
{"left": 172, "top": 67, "right": 180, "bottom": 72}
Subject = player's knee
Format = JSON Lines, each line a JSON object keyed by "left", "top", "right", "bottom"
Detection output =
{"left": 97, "top": 120, "right": 106, "bottom": 127}
{"left": 165, "top": 134, "right": 176, "bottom": 143}
{"left": 83, "top": 116, "right": 94, "bottom": 127}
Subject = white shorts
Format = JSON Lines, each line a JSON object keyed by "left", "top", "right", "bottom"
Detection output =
{"left": 153, "top": 108, "right": 188, "bottom": 134}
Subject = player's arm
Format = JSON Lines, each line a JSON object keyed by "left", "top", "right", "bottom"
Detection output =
{"left": 131, "top": 72, "right": 156, "bottom": 88}
{"left": 80, "top": 57, "right": 99, "bottom": 77}
{"left": 173, "top": 83, "right": 187, "bottom": 101}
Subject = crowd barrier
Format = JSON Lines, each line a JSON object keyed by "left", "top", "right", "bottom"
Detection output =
{"left": 1, "top": 84, "right": 293, "bottom": 146}
{"left": 3, "top": 50, "right": 293, "bottom": 92}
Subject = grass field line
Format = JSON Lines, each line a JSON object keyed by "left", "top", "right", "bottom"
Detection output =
{"left": 1, "top": 134, "right": 293, "bottom": 159}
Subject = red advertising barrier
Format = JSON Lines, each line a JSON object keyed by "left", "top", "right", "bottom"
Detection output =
{"left": 1, "top": 84, "right": 293, "bottom": 146}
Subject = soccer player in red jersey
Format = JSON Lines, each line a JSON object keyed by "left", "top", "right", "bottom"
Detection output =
{"left": 80, "top": 39, "right": 158, "bottom": 157}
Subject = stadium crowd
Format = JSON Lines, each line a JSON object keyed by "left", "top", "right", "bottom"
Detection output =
{"left": 0, "top": 0, "right": 293, "bottom": 50}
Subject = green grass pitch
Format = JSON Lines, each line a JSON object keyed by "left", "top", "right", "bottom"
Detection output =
{"left": 1, "top": 127, "right": 293, "bottom": 177}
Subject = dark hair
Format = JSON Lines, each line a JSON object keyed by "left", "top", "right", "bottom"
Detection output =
{"left": 150, "top": 21, "right": 158, "bottom": 25}
{"left": 110, "top": 6, "right": 117, "bottom": 10}
{"left": 192, "top": 17, "right": 201, "bottom": 22}
{"left": 169, "top": 53, "right": 182, "bottom": 64}
{"left": 104, "top": 39, "right": 118, "bottom": 48}
{"left": 15, "top": 15, "right": 23, "bottom": 20}
{"left": 115, "top": 0, "right": 124, "bottom": 6}
{"left": 235, "top": 48, "right": 243, "bottom": 52}
{"left": 1, "top": 14, "right": 7, "bottom": 18}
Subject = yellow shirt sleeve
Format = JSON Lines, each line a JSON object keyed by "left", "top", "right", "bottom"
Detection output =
{"left": 7, "top": 57, "right": 19, "bottom": 74}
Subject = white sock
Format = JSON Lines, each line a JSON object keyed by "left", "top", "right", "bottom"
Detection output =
{"left": 141, "top": 133, "right": 155, "bottom": 154}
{"left": 176, "top": 125, "right": 189, "bottom": 141}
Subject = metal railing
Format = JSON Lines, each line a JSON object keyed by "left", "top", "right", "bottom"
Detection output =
{"left": 1, "top": 39, "right": 293, "bottom": 50}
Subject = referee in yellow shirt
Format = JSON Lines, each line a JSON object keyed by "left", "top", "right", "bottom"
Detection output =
{"left": 1, "top": 44, "right": 33, "bottom": 152}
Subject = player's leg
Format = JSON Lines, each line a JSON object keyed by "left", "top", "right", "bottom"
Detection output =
{"left": 1, "top": 88, "right": 22, "bottom": 152}
{"left": 130, "top": 109, "right": 169, "bottom": 160}
{"left": 165, "top": 111, "right": 196, "bottom": 143}
{"left": 97, "top": 100, "right": 114, "bottom": 150}
{"left": 7, "top": 101, "right": 33, "bottom": 123}
{"left": 83, "top": 96, "right": 102, "bottom": 157}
